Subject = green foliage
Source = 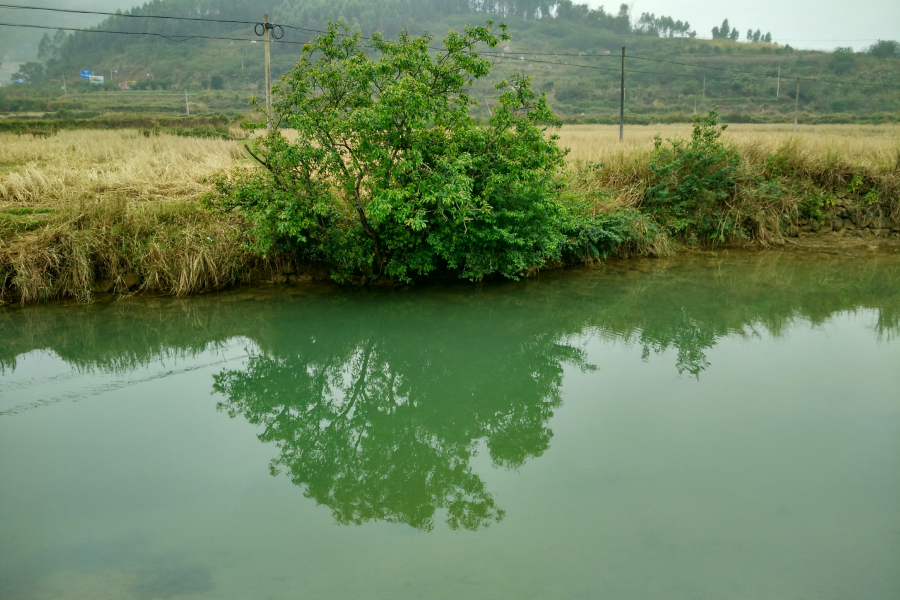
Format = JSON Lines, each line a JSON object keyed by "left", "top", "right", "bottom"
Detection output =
{"left": 799, "top": 192, "right": 827, "bottom": 223}
{"left": 558, "top": 207, "right": 654, "bottom": 260}
{"left": 643, "top": 109, "right": 786, "bottom": 242}
{"left": 829, "top": 47, "right": 855, "bottom": 74}
{"left": 208, "top": 20, "right": 571, "bottom": 283}
{"left": 13, "top": 62, "right": 46, "bottom": 84}
{"left": 644, "top": 109, "right": 741, "bottom": 240}
{"left": 173, "top": 125, "right": 230, "bottom": 139}
{"left": 868, "top": 40, "right": 900, "bottom": 59}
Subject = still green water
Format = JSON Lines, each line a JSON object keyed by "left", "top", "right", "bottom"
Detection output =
{"left": 1, "top": 251, "right": 899, "bottom": 599}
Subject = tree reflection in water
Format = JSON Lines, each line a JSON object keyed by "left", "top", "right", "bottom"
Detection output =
{"left": 213, "top": 301, "right": 595, "bottom": 531}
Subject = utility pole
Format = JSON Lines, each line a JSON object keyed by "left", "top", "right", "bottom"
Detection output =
{"left": 702, "top": 76, "right": 706, "bottom": 100}
{"left": 264, "top": 12, "right": 272, "bottom": 130}
{"left": 793, "top": 78, "right": 800, "bottom": 132}
{"left": 185, "top": 89, "right": 190, "bottom": 115}
{"left": 619, "top": 46, "right": 625, "bottom": 142}
{"left": 776, "top": 62, "right": 781, "bottom": 97}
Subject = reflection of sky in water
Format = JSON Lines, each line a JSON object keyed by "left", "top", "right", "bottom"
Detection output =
{"left": 1, "top": 252, "right": 899, "bottom": 599}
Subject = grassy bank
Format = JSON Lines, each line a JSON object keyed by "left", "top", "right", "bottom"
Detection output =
{"left": 1, "top": 124, "right": 899, "bottom": 305}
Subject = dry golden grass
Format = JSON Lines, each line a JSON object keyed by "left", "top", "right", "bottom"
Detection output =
{"left": 557, "top": 123, "right": 900, "bottom": 168}
{"left": 0, "top": 131, "right": 260, "bottom": 304}
{"left": 0, "top": 130, "right": 246, "bottom": 208}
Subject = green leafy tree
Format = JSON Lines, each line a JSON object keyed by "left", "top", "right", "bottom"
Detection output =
{"left": 712, "top": 18, "right": 731, "bottom": 39}
{"left": 12, "top": 62, "right": 45, "bottom": 84}
{"left": 868, "top": 40, "right": 899, "bottom": 59}
{"left": 208, "top": 20, "right": 569, "bottom": 283}
{"left": 209, "top": 74, "right": 224, "bottom": 89}
{"left": 829, "top": 47, "right": 855, "bottom": 74}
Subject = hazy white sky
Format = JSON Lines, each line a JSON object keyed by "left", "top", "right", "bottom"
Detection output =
{"left": 601, "top": 0, "right": 900, "bottom": 50}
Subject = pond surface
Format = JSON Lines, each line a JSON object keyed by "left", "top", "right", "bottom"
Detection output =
{"left": 2, "top": 251, "right": 899, "bottom": 600}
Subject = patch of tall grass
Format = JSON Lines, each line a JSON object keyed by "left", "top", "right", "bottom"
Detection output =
{"left": 1, "top": 200, "right": 259, "bottom": 304}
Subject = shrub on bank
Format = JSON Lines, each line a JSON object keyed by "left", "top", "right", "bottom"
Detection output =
{"left": 206, "top": 21, "right": 637, "bottom": 283}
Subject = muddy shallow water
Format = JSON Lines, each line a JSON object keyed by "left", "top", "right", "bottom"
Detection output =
{"left": 2, "top": 250, "right": 899, "bottom": 599}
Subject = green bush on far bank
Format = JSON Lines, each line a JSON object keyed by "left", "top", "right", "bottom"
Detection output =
{"left": 206, "top": 20, "right": 644, "bottom": 283}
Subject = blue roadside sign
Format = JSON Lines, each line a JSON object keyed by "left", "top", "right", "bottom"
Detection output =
{"left": 80, "top": 70, "right": 92, "bottom": 79}
{"left": 12, "top": 79, "right": 24, "bottom": 83}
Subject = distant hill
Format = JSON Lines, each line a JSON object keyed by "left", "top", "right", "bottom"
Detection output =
{"left": 0, "top": 1, "right": 136, "bottom": 65}
{"left": 3, "top": 0, "right": 899, "bottom": 123}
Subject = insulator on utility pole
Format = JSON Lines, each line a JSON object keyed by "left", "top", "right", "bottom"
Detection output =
{"left": 254, "top": 16, "right": 284, "bottom": 130}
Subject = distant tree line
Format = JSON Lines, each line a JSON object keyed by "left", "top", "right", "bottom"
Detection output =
{"left": 636, "top": 13, "right": 694, "bottom": 38}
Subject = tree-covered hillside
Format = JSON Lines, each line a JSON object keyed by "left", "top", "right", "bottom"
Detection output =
{"left": 2, "top": 0, "right": 899, "bottom": 123}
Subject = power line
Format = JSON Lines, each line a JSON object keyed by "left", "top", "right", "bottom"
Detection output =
{"left": 0, "top": 3, "right": 342, "bottom": 38}
{"left": 0, "top": 21, "right": 309, "bottom": 45}
{"left": 0, "top": 3, "right": 261, "bottom": 26}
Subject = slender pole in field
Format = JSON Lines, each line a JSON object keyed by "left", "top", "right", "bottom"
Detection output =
{"left": 185, "top": 89, "right": 189, "bottom": 115}
{"left": 264, "top": 12, "right": 272, "bottom": 130}
{"left": 776, "top": 62, "right": 780, "bottom": 97}
{"left": 619, "top": 46, "right": 625, "bottom": 142}
{"left": 793, "top": 79, "right": 800, "bottom": 132}
{"left": 702, "top": 76, "right": 706, "bottom": 100}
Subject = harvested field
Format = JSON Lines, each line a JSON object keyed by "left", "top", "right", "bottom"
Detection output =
{"left": 0, "top": 130, "right": 245, "bottom": 208}
{"left": 557, "top": 123, "right": 900, "bottom": 167}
